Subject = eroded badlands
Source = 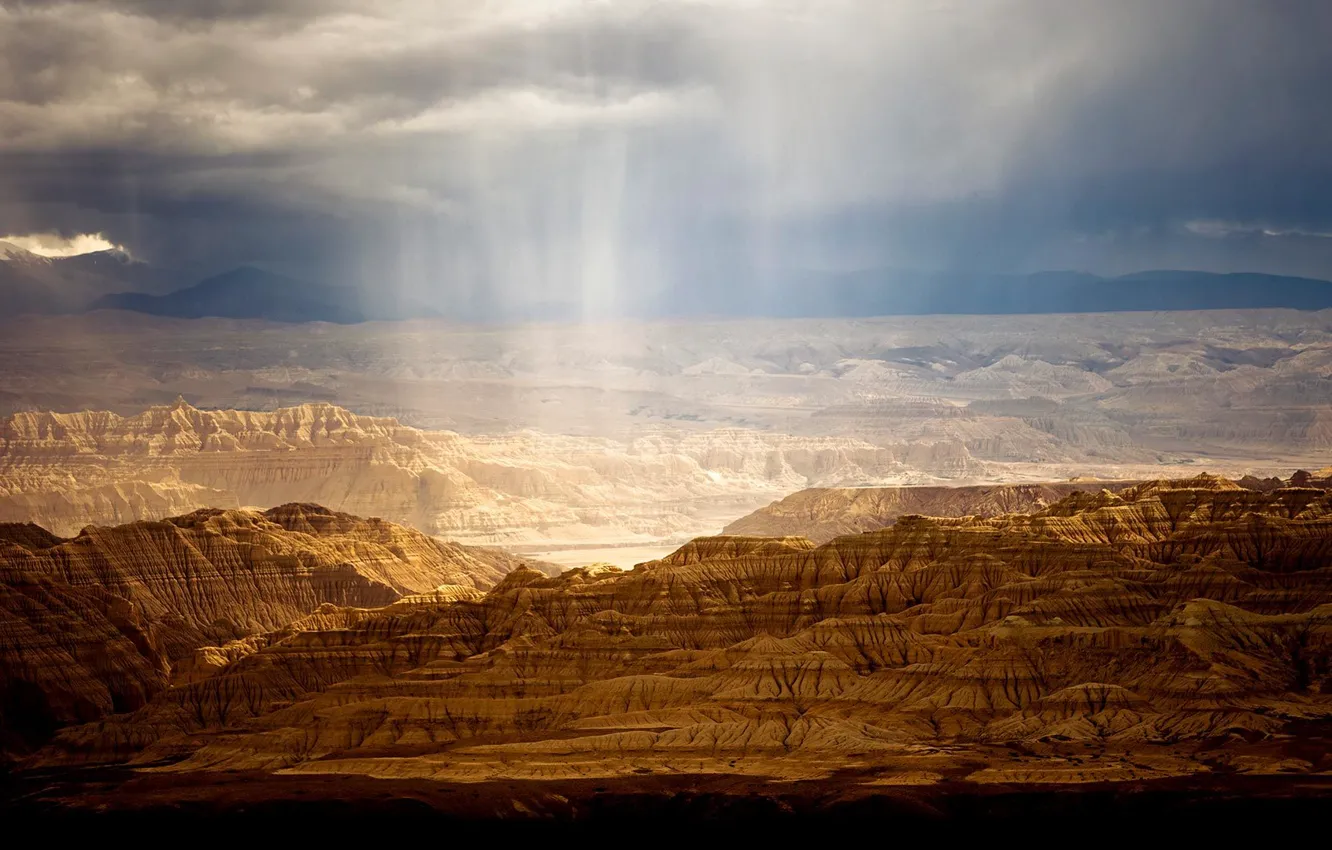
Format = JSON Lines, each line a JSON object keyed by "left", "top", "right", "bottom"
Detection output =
{"left": 5, "top": 473, "right": 1329, "bottom": 792}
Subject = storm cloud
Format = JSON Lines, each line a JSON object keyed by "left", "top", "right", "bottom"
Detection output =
{"left": 2, "top": 0, "right": 1330, "bottom": 317}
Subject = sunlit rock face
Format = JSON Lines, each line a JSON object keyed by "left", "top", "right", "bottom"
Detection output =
{"left": 724, "top": 481, "right": 1142, "bottom": 542}
{"left": 26, "top": 474, "right": 1332, "bottom": 783}
{"left": 9, "top": 310, "right": 1331, "bottom": 557}
{"left": 0, "top": 505, "right": 545, "bottom": 759}
{"left": 0, "top": 400, "right": 976, "bottom": 546}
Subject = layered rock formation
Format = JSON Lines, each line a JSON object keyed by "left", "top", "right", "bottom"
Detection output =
{"left": 0, "top": 505, "right": 545, "bottom": 758}
{"left": 26, "top": 474, "right": 1332, "bottom": 786}
{"left": 723, "top": 481, "right": 1137, "bottom": 542}
{"left": 728, "top": 471, "right": 1332, "bottom": 543}
{"left": 0, "top": 399, "right": 974, "bottom": 546}
{"left": 5, "top": 310, "right": 1332, "bottom": 474}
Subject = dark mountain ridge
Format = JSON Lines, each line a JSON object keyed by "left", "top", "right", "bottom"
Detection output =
{"left": 7, "top": 240, "right": 1331, "bottom": 322}
{"left": 91, "top": 266, "right": 437, "bottom": 323}
{"left": 0, "top": 241, "right": 178, "bottom": 315}
{"left": 749, "top": 268, "right": 1332, "bottom": 318}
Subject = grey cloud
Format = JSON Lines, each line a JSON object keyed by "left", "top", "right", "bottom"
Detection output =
{"left": 5, "top": 0, "right": 362, "bottom": 24}
{"left": 2, "top": 0, "right": 1331, "bottom": 316}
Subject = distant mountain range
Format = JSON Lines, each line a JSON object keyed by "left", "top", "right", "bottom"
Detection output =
{"left": 0, "top": 240, "right": 179, "bottom": 314}
{"left": 91, "top": 266, "right": 435, "bottom": 323}
{"left": 743, "top": 268, "right": 1332, "bottom": 318}
{"left": 0, "top": 241, "right": 432, "bottom": 323}
{"left": 4, "top": 238, "right": 1332, "bottom": 322}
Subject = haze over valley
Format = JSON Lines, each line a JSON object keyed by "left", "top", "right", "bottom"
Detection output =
{"left": 3, "top": 308, "right": 1331, "bottom": 564}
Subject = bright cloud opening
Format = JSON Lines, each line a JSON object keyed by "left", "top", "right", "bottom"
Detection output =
{"left": 0, "top": 232, "right": 125, "bottom": 258}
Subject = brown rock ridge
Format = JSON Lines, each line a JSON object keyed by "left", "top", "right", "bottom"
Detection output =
{"left": 0, "top": 504, "right": 550, "bottom": 760}
{"left": 29, "top": 473, "right": 1332, "bottom": 785}
{"left": 723, "top": 481, "right": 1138, "bottom": 542}
{"left": 723, "top": 471, "right": 1332, "bottom": 543}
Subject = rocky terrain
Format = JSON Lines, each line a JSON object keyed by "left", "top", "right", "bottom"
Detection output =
{"left": 1, "top": 310, "right": 1330, "bottom": 468}
{"left": 726, "top": 470, "right": 1332, "bottom": 542}
{"left": 7, "top": 473, "right": 1328, "bottom": 806}
{"left": 1, "top": 310, "right": 1327, "bottom": 561}
{"left": 0, "top": 505, "right": 547, "bottom": 758}
{"left": 724, "top": 481, "right": 1140, "bottom": 542}
{"left": 0, "top": 399, "right": 978, "bottom": 548}
{"left": 5, "top": 309, "right": 1329, "bottom": 557}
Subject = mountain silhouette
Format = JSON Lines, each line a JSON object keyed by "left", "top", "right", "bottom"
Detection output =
{"left": 91, "top": 266, "right": 435, "bottom": 323}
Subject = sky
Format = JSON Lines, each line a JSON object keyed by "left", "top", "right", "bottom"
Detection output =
{"left": 1, "top": 0, "right": 1331, "bottom": 318}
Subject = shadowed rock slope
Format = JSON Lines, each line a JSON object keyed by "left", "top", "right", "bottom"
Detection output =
{"left": 24, "top": 474, "right": 1332, "bottom": 787}
{"left": 0, "top": 505, "right": 551, "bottom": 760}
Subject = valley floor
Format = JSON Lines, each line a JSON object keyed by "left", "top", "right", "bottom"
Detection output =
{"left": 518, "top": 543, "right": 687, "bottom": 570}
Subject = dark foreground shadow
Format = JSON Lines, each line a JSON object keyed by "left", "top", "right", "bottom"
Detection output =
{"left": 4, "top": 768, "right": 1330, "bottom": 841}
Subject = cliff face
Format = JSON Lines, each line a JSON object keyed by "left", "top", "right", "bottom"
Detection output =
{"left": 31, "top": 475, "right": 1332, "bottom": 784}
{"left": 0, "top": 505, "right": 544, "bottom": 759}
{"left": 723, "top": 481, "right": 1137, "bottom": 542}
{"left": 0, "top": 400, "right": 978, "bottom": 545}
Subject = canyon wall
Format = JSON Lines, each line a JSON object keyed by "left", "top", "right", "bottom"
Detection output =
{"left": 25, "top": 474, "right": 1332, "bottom": 784}
{"left": 0, "top": 399, "right": 974, "bottom": 545}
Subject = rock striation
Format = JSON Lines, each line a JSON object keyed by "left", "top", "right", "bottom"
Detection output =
{"left": 0, "top": 505, "right": 545, "bottom": 759}
{"left": 24, "top": 474, "right": 1332, "bottom": 785}
{"left": 726, "top": 472, "right": 1332, "bottom": 544}
{"left": 0, "top": 400, "right": 975, "bottom": 546}
{"left": 723, "top": 481, "right": 1138, "bottom": 542}
{"left": 4, "top": 310, "right": 1332, "bottom": 485}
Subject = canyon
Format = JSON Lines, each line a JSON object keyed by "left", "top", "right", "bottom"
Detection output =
{"left": 3, "top": 472, "right": 1328, "bottom": 817}
{"left": 9, "top": 0, "right": 1332, "bottom": 829}
{"left": 0, "top": 398, "right": 949, "bottom": 549}
{"left": 3, "top": 310, "right": 1332, "bottom": 822}
{"left": 9, "top": 307, "right": 1332, "bottom": 554}
{"left": 4, "top": 309, "right": 1329, "bottom": 558}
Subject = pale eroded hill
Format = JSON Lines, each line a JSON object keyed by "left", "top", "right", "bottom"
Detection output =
{"left": 3, "top": 311, "right": 1331, "bottom": 470}
{"left": 0, "top": 399, "right": 978, "bottom": 546}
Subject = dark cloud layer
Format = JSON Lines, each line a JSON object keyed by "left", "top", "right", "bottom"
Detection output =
{"left": 2, "top": 0, "right": 1330, "bottom": 317}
